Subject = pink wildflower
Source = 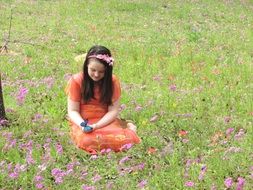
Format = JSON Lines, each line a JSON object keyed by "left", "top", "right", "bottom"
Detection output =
{"left": 198, "top": 165, "right": 207, "bottom": 181}
{"left": 32, "top": 113, "right": 43, "bottom": 122}
{"left": 120, "top": 143, "right": 132, "bottom": 151}
{"left": 185, "top": 181, "right": 195, "bottom": 187}
{"left": 35, "top": 183, "right": 44, "bottom": 189}
{"left": 82, "top": 185, "right": 96, "bottom": 190}
{"left": 224, "top": 177, "right": 233, "bottom": 188}
{"left": 92, "top": 174, "right": 102, "bottom": 183}
{"left": 34, "top": 175, "right": 43, "bottom": 182}
{"left": 226, "top": 127, "right": 234, "bottom": 136}
{"left": 16, "top": 87, "right": 28, "bottom": 105}
{"left": 9, "top": 172, "right": 19, "bottom": 179}
{"left": 119, "top": 156, "right": 131, "bottom": 165}
{"left": 26, "top": 151, "right": 35, "bottom": 165}
{"left": 169, "top": 84, "right": 177, "bottom": 91}
{"left": 133, "top": 163, "right": 145, "bottom": 171}
{"left": 234, "top": 129, "right": 245, "bottom": 140}
{"left": 137, "top": 180, "right": 147, "bottom": 189}
{"left": 236, "top": 177, "right": 245, "bottom": 190}
{"left": 0, "top": 118, "right": 8, "bottom": 126}
{"left": 56, "top": 142, "right": 63, "bottom": 155}
{"left": 135, "top": 105, "right": 143, "bottom": 112}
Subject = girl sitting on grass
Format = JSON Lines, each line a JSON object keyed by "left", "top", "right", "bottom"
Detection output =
{"left": 66, "top": 45, "right": 140, "bottom": 154}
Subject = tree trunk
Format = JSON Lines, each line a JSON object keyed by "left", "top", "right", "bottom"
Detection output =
{"left": 0, "top": 73, "right": 6, "bottom": 120}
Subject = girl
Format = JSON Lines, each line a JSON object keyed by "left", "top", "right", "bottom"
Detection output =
{"left": 66, "top": 45, "right": 140, "bottom": 154}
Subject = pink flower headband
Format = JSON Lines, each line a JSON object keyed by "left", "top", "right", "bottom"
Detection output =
{"left": 88, "top": 54, "right": 114, "bottom": 66}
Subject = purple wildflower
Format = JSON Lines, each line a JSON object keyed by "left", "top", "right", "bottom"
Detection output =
{"left": 56, "top": 142, "right": 63, "bottom": 155}
{"left": 34, "top": 175, "right": 43, "bottom": 182}
{"left": 119, "top": 156, "right": 131, "bottom": 165}
{"left": 234, "top": 129, "right": 245, "bottom": 140}
{"left": 100, "top": 148, "right": 112, "bottom": 154}
{"left": 198, "top": 165, "right": 207, "bottom": 181}
{"left": 79, "top": 171, "right": 88, "bottom": 180}
{"left": 226, "top": 128, "right": 234, "bottom": 136}
{"left": 51, "top": 168, "right": 66, "bottom": 184}
{"left": 137, "top": 180, "right": 147, "bottom": 189}
{"left": 7, "top": 163, "right": 13, "bottom": 172}
{"left": 185, "top": 181, "right": 195, "bottom": 187}
{"left": 26, "top": 151, "right": 35, "bottom": 165}
{"left": 224, "top": 177, "right": 233, "bottom": 188}
{"left": 133, "top": 163, "right": 145, "bottom": 171}
{"left": 169, "top": 84, "right": 177, "bottom": 91}
{"left": 135, "top": 105, "right": 143, "bottom": 112}
{"left": 9, "top": 172, "right": 19, "bottom": 179}
{"left": 0, "top": 118, "right": 8, "bottom": 126}
{"left": 55, "top": 177, "right": 63, "bottom": 184}
{"left": 23, "top": 130, "right": 33, "bottom": 138}
{"left": 16, "top": 87, "right": 29, "bottom": 105}
{"left": 120, "top": 143, "right": 132, "bottom": 151}
{"left": 82, "top": 185, "right": 96, "bottom": 190}
{"left": 32, "top": 113, "right": 43, "bottom": 122}
{"left": 35, "top": 183, "right": 44, "bottom": 189}
{"left": 92, "top": 174, "right": 102, "bottom": 183}
{"left": 236, "top": 177, "right": 245, "bottom": 190}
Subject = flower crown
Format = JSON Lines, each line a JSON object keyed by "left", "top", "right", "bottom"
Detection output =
{"left": 88, "top": 54, "right": 114, "bottom": 66}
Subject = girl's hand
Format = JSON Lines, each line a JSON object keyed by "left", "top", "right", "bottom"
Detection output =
{"left": 89, "top": 124, "right": 98, "bottom": 130}
{"left": 82, "top": 125, "right": 93, "bottom": 133}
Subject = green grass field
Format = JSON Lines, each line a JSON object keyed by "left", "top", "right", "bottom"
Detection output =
{"left": 0, "top": 0, "right": 252, "bottom": 189}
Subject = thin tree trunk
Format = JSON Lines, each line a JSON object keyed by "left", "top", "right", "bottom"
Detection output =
{"left": 0, "top": 73, "right": 6, "bottom": 120}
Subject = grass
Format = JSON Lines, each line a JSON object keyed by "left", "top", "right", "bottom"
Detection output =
{"left": 0, "top": 0, "right": 252, "bottom": 189}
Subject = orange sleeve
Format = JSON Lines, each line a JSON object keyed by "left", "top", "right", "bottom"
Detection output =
{"left": 65, "top": 77, "right": 81, "bottom": 102}
{"left": 112, "top": 76, "right": 121, "bottom": 102}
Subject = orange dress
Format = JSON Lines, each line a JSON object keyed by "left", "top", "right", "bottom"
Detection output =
{"left": 65, "top": 72, "right": 140, "bottom": 154}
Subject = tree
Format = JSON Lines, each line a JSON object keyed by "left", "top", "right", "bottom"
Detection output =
{"left": 0, "top": 73, "right": 6, "bottom": 121}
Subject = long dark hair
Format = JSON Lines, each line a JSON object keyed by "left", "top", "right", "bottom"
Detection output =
{"left": 81, "top": 45, "right": 113, "bottom": 105}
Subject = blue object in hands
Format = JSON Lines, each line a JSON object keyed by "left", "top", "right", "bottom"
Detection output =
{"left": 80, "top": 119, "right": 93, "bottom": 133}
{"left": 82, "top": 125, "right": 93, "bottom": 133}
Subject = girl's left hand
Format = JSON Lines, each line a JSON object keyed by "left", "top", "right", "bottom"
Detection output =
{"left": 89, "top": 124, "right": 98, "bottom": 130}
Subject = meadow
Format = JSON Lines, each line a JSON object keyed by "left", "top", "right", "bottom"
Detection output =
{"left": 0, "top": 0, "right": 252, "bottom": 189}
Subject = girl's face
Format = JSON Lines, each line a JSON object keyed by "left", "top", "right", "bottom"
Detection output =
{"left": 87, "top": 59, "right": 105, "bottom": 82}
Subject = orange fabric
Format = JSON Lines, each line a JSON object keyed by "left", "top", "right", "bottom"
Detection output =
{"left": 66, "top": 72, "right": 140, "bottom": 154}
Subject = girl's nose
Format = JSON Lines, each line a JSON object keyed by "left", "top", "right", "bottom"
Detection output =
{"left": 94, "top": 72, "right": 99, "bottom": 77}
